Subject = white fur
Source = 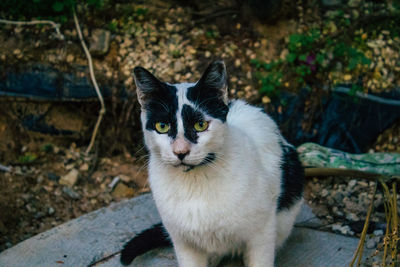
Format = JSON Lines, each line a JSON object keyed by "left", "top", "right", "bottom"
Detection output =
{"left": 142, "top": 85, "right": 301, "bottom": 267}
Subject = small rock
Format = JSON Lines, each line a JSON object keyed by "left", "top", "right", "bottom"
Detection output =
{"left": 262, "top": 96, "right": 271, "bottom": 104}
{"left": 34, "top": 212, "right": 46, "bottom": 219}
{"left": 66, "top": 54, "right": 74, "bottom": 63}
{"left": 65, "top": 163, "right": 75, "bottom": 170}
{"left": 48, "top": 207, "right": 55, "bottom": 215}
{"left": 348, "top": 179, "right": 357, "bottom": 189}
{"left": 59, "top": 169, "right": 79, "bottom": 187}
{"left": 79, "top": 163, "right": 89, "bottom": 171}
{"left": 89, "top": 28, "right": 111, "bottom": 56}
{"left": 321, "top": 189, "right": 329, "bottom": 198}
{"left": 47, "top": 172, "right": 60, "bottom": 182}
{"left": 118, "top": 174, "right": 131, "bottom": 183}
{"left": 332, "top": 224, "right": 354, "bottom": 236}
{"left": 373, "top": 229, "right": 384, "bottom": 236}
{"left": 62, "top": 186, "right": 81, "bottom": 200}
{"left": 112, "top": 183, "right": 135, "bottom": 198}
{"left": 333, "top": 192, "right": 344, "bottom": 203}
{"left": 366, "top": 238, "right": 377, "bottom": 249}
{"left": 346, "top": 213, "right": 359, "bottom": 221}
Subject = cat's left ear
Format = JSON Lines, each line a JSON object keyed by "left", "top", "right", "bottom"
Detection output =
{"left": 197, "top": 60, "right": 229, "bottom": 105}
{"left": 133, "top": 67, "right": 163, "bottom": 107}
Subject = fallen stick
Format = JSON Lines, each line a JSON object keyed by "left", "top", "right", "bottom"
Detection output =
{"left": 304, "top": 168, "right": 399, "bottom": 183}
{"left": 72, "top": 9, "right": 106, "bottom": 154}
{"left": 0, "top": 18, "right": 64, "bottom": 40}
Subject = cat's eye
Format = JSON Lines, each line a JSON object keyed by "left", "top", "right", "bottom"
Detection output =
{"left": 155, "top": 122, "right": 170, "bottom": 134}
{"left": 194, "top": 121, "right": 209, "bottom": 132}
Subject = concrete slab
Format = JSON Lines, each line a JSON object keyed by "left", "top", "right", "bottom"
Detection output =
{"left": 95, "top": 227, "right": 366, "bottom": 267}
{"left": 0, "top": 194, "right": 160, "bottom": 267}
{"left": 0, "top": 193, "right": 369, "bottom": 267}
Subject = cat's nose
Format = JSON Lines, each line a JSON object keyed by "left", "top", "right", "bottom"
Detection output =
{"left": 172, "top": 137, "right": 191, "bottom": 161}
{"left": 175, "top": 152, "right": 189, "bottom": 161}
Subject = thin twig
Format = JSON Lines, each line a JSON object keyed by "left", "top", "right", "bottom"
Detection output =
{"left": 349, "top": 183, "right": 377, "bottom": 267}
{"left": 382, "top": 181, "right": 395, "bottom": 267}
{"left": 72, "top": 9, "right": 106, "bottom": 154}
{"left": 383, "top": 199, "right": 391, "bottom": 267}
{"left": 391, "top": 182, "right": 398, "bottom": 267}
{"left": 0, "top": 18, "right": 64, "bottom": 40}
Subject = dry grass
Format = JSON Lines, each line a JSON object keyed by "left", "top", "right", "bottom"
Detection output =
{"left": 349, "top": 180, "right": 399, "bottom": 267}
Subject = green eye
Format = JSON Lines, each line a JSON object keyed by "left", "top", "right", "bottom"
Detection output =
{"left": 155, "top": 122, "right": 170, "bottom": 134}
{"left": 194, "top": 121, "right": 209, "bottom": 132}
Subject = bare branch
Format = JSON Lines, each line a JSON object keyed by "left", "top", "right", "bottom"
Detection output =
{"left": 0, "top": 18, "right": 64, "bottom": 40}
{"left": 72, "top": 9, "right": 106, "bottom": 154}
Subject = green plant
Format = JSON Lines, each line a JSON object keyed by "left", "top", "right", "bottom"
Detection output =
{"left": 18, "top": 152, "right": 38, "bottom": 163}
{"left": 1, "top": 0, "right": 104, "bottom": 22}
{"left": 251, "top": 1, "right": 400, "bottom": 100}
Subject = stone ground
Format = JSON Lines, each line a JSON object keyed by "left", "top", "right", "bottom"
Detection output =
{"left": 0, "top": 194, "right": 374, "bottom": 267}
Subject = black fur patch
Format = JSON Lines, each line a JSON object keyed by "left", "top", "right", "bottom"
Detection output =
{"left": 144, "top": 83, "right": 178, "bottom": 139}
{"left": 277, "top": 143, "right": 305, "bottom": 211}
{"left": 120, "top": 223, "right": 172, "bottom": 265}
{"left": 186, "top": 84, "right": 229, "bottom": 122}
{"left": 181, "top": 104, "right": 204, "bottom": 143}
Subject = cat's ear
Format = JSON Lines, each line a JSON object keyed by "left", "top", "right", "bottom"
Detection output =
{"left": 197, "top": 60, "right": 228, "bottom": 104}
{"left": 133, "top": 67, "right": 163, "bottom": 106}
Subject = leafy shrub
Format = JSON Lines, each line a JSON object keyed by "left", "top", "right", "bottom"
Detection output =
{"left": 253, "top": 0, "right": 400, "bottom": 99}
{"left": 0, "top": 0, "right": 104, "bottom": 21}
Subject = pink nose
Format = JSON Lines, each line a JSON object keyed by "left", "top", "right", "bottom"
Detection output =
{"left": 172, "top": 137, "right": 191, "bottom": 160}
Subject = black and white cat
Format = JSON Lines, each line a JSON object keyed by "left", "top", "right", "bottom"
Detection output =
{"left": 121, "top": 60, "right": 304, "bottom": 267}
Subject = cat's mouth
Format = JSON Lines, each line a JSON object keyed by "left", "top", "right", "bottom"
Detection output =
{"left": 176, "top": 153, "right": 216, "bottom": 172}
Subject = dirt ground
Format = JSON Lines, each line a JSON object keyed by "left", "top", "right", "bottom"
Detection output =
{"left": 1, "top": 0, "right": 399, "bottom": 255}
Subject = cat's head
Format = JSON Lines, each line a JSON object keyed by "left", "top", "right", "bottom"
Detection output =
{"left": 134, "top": 60, "right": 229, "bottom": 170}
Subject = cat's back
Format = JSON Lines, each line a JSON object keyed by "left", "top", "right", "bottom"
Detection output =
{"left": 227, "top": 100, "right": 282, "bottom": 151}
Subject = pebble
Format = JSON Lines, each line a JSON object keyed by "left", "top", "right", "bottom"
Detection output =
{"left": 333, "top": 191, "right": 344, "bottom": 203}
{"left": 48, "top": 207, "right": 55, "bottom": 215}
{"left": 79, "top": 163, "right": 89, "bottom": 172}
{"left": 47, "top": 172, "right": 60, "bottom": 182}
{"left": 59, "top": 169, "right": 79, "bottom": 187}
{"left": 346, "top": 212, "right": 359, "bottom": 221}
{"left": 348, "top": 179, "right": 357, "bottom": 189}
{"left": 118, "top": 174, "right": 131, "bottom": 183}
{"left": 373, "top": 229, "right": 384, "bottom": 236}
{"left": 62, "top": 186, "right": 81, "bottom": 200}
{"left": 366, "top": 238, "right": 377, "bottom": 249}
{"left": 111, "top": 183, "right": 135, "bottom": 198}
{"left": 89, "top": 29, "right": 111, "bottom": 56}
{"left": 34, "top": 212, "right": 46, "bottom": 219}
{"left": 332, "top": 224, "right": 354, "bottom": 236}
{"left": 321, "top": 188, "right": 329, "bottom": 197}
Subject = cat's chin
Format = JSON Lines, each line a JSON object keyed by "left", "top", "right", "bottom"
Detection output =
{"left": 170, "top": 153, "right": 216, "bottom": 172}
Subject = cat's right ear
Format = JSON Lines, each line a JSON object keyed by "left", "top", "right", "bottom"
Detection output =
{"left": 133, "top": 67, "right": 162, "bottom": 106}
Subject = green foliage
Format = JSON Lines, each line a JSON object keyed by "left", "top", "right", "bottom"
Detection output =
{"left": 40, "top": 143, "right": 54, "bottom": 153}
{"left": 18, "top": 152, "right": 38, "bottom": 163}
{"left": 0, "top": 0, "right": 104, "bottom": 22}
{"left": 107, "top": 7, "right": 149, "bottom": 34}
{"left": 251, "top": 1, "right": 399, "bottom": 99}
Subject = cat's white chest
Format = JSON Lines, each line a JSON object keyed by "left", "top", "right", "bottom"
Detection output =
{"left": 149, "top": 164, "right": 273, "bottom": 254}
{"left": 158, "top": 183, "right": 243, "bottom": 253}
